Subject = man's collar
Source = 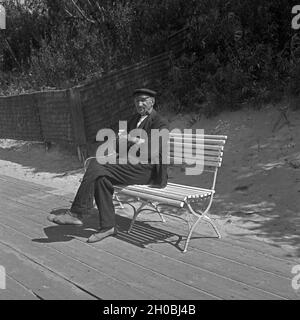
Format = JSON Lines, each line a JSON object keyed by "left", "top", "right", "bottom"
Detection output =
{"left": 135, "top": 108, "right": 157, "bottom": 128}
{"left": 137, "top": 108, "right": 156, "bottom": 118}
{"left": 147, "top": 108, "right": 156, "bottom": 118}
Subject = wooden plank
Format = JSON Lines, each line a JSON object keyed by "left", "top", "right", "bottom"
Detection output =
{"left": 0, "top": 175, "right": 296, "bottom": 263}
{"left": 0, "top": 204, "right": 285, "bottom": 300}
{"left": 0, "top": 203, "right": 218, "bottom": 300}
{"left": 92, "top": 237, "right": 286, "bottom": 300}
{"left": 0, "top": 192, "right": 70, "bottom": 214}
{"left": 0, "top": 182, "right": 295, "bottom": 273}
{"left": 0, "top": 222, "right": 154, "bottom": 300}
{"left": 221, "top": 235, "right": 300, "bottom": 260}
{"left": 164, "top": 208, "right": 299, "bottom": 262}
{"left": 0, "top": 182, "right": 72, "bottom": 210}
{"left": 0, "top": 174, "right": 55, "bottom": 192}
{"left": 0, "top": 174, "right": 76, "bottom": 201}
{"left": 0, "top": 172, "right": 298, "bottom": 300}
{"left": 0, "top": 276, "right": 39, "bottom": 300}
{"left": 144, "top": 242, "right": 299, "bottom": 300}
{"left": 0, "top": 175, "right": 73, "bottom": 203}
{"left": 133, "top": 214, "right": 298, "bottom": 278}
{"left": 123, "top": 198, "right": 298, "bottom": 261}
{"left": 0, "top": 185, "right": 73, "bottom": 212}
{"left": 0, "top": 182, "right": 68, "bottom": 202}
{"left": 0, "top": 243, "right": 96, "bottom": 300}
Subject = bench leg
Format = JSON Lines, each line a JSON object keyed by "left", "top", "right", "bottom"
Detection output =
{"left": 127, "top": 201, "right": 166, "bottom": 233}
{"left": 183, "top": 198, "right": 221, "bottom": 253}
{"left": 202, "top": 214, "right": 221, "bottom": 239}
{"left": 113, "top": 194, "right": 124, "bottom": 209}
{"left": 184, "top": 215, "right": 203, "bottom": 253}
{"left": 148, "top": 202, "right": 166, "bottom": 223}
{"left": 128, "top": 201, "right": 148, "bottom": 233}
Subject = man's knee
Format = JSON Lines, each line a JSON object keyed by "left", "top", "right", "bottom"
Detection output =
{"left": 96, "top": 175, "right": 111, "bottom": 186}
{"left": 96, "top": 175, "right": 105, "bottom": 183}
{"left": 95, "top": 176, "right": 114, "bottom": 194}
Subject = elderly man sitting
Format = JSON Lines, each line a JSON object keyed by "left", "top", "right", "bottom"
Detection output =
{"left": 48, "top": 88, "right": 169, "bottom": 243}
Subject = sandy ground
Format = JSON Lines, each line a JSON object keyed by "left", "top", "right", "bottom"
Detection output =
{"left": 1, "top": 103, "right": 299, "bottom": 257}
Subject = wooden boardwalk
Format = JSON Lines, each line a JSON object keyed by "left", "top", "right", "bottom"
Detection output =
{"left": 0, "top": 174, "right": 299, "bottom": 300}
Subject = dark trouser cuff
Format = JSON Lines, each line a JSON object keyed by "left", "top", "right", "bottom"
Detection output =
{"left": 70, "top": 205, "right": 94, "bottom": 216}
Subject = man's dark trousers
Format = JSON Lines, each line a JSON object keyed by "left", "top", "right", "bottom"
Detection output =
{"left": 70, "top": 159, "right": 154, "bottom": 229}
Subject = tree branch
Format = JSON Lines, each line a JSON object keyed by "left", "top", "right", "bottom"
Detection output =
{"left": 70, "top": 0, "right": 95, "bottom": 24}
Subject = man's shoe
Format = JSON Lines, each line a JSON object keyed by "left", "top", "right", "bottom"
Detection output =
{"left": 87, "top": 227, "right": 117, "bottom": 243}
{"left": 47, "top": 210, "right": 83, "bottom": 226}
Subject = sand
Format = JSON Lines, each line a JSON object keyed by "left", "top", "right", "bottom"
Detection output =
{"left": 0, "top": 103, "right": 299, "bottom": 257}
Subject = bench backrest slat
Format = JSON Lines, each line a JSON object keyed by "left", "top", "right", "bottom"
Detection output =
{"left": 170, "top": 137, "right": 226, "bottom": 145}
{"left": 168, "top": 142, "right": 224, "bottom": 151}
{"left": 169, "top": 147, "right": 223, "bottom": 157}
{"left": 170, "top": 133, "right": 227, "bottom": 139}
{"left": 167, "top": 133, "right": 227, "bottom": 169}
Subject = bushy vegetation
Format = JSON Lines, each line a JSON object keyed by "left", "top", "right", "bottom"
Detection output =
{"left": 0, "top": 0, "right": 298, "bottom": 114}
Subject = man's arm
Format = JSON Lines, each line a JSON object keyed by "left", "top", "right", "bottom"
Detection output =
{"left": 148, "top": 115, "right": 169, "bottom": 162}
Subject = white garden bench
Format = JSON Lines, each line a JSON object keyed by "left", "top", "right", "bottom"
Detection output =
{"left": 85, "top": 132, "right": 227, "bottom": 252}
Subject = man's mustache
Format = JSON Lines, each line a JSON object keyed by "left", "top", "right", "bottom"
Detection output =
{"left": 137, "top": 108, "right": 150, "bottom": 114}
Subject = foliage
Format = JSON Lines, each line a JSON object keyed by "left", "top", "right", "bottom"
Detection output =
{"left": 0, "top": 0, "right": 298, "bottom": 113}
{"left": 164, "top": 0, "right": 294, "bottom": 114}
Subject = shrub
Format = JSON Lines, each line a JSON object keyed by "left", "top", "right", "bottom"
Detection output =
{"left": 0, "top": 0, "right": 296, "bottom": 115}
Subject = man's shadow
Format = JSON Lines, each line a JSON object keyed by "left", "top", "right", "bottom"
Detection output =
{"left": 32, "top": 208, "right": 184, "bottom": 250}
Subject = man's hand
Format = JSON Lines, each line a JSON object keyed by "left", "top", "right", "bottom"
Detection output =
{"left": 130, "top": 136, "right": 145, "bottom": 145}
{"left": 118, "top": 130, "right": 127, "bottom": 139}
{"left": 118, "top": 131, "right": 145, "bottom": 145}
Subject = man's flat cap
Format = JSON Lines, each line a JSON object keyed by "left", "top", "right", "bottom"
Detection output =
{"left": 133, "top": 88, "right": 157, "bottom": 97}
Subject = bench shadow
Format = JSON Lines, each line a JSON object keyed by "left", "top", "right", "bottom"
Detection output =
{"left": 32, "top": 207, "right": 217, "bottom": 252}
{"left": 115, "top": 215, "right": 186, "bottom": 251}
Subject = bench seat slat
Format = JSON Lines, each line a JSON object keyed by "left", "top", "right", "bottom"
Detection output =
{"left": 120, "top": 184, "right": 213, "bottom": 197}
{"left": 115, "top": 184, "right": 213, "bottom": 203}
{"left": 118, "top": 186, "right": 188, "bottom": 201}
{"left": 114, "top": 187, "right": 185, "bottom": 207}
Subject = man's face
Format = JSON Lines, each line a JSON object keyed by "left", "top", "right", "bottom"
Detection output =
{"left": 134, "top": 94, "right": 154, "bottom": 116}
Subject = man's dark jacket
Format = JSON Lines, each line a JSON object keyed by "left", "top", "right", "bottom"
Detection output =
{"left": 125, "top": 109, "right": 169, "bottom": 188}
